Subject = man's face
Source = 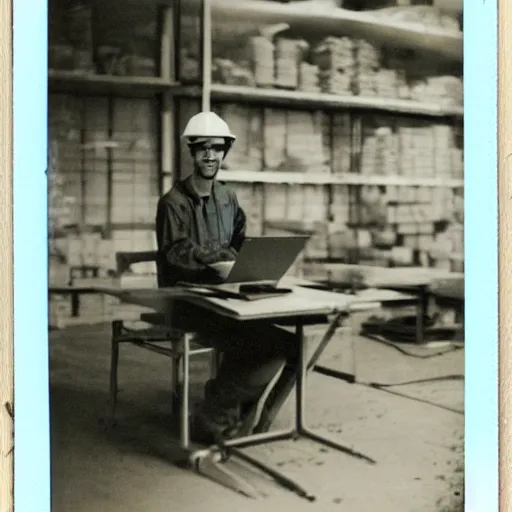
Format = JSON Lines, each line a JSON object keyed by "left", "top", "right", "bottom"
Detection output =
{"left": 191, "top": 137, "right": 226, "bottom": 180}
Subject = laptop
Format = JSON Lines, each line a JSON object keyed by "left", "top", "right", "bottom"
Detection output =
{"left": 224, "top": 235, "right": 309, "bottom": 286}
{"left": 180, "top": 235, "right": 310, "bottom": 299}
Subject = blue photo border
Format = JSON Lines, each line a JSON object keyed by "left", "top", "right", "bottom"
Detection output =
{"left": 11, "top": 0, "right": 499, "bottom": 510}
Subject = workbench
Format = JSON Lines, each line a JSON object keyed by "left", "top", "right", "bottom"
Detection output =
{"left": 308, "top": 263, "right": 464, "bottom": 344}
{"left": 94, "top": 278, "right": 415, "bottom": 501}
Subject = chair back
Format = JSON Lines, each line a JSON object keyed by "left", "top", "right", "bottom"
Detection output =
{"left": 115, "top": 251, "right": 166, "bottom": 288}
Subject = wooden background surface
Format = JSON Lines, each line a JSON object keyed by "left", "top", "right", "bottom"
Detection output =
{"left": 1, "top": 1, "right": 13, "bottom": 511}
{"left": 499, "top": 0, "right": 510, "bottom": 509}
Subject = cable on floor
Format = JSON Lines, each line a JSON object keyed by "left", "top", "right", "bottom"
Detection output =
{"left": 363, "top": 334, "right": 464, "bottom": 359}
{"left": 362, "top": 383, "right": 464, "bottom": 416}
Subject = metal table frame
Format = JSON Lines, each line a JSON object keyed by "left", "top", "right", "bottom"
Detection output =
{"left": 95, "top": 283, "right": 413, "bottom": 500}
{"left": 183, "top": 313, "right": 376, "bottom": 501}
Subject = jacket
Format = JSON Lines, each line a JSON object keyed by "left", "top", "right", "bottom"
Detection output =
{"left": 155, "top": 175, "right": 246, "bottom": 287}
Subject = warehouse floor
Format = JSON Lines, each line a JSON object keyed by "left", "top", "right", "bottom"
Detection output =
{"left": 50, "top": 315, "right": 464, "bottom": 512}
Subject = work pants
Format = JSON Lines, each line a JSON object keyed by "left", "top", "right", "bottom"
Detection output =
{"left": 169, "top": 301, "right": 298, "bottom": 422}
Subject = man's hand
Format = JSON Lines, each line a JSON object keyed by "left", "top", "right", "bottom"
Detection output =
{"left": 195, "top": 246, "right": 236, "bottom": 265}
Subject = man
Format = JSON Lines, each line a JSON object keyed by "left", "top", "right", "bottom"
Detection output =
{"left": 155, "top": 112, "right": 296, "bottom": 444}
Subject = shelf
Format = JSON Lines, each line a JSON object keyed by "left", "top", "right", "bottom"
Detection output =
{"left": 49, "top": 74, "right": 463, "bottom": 118}
{"left": 183, "top": 0, "right": 462, "bottom": 61}
{"left": 218, "top": 170, "right": 464, "bottom": 188}
{"left": 212, "top": 85, "right": 463, "bottom": 117}
{"left": 48, "top": 70, "right": 177, "bottom": 96}
{"left": 174, "top": 84, "right": 463, "bottom": 117}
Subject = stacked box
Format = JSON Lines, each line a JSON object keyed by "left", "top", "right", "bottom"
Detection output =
{"left": 230, "top": 183, "right": 264, "bottom": 236}
{"left": 332, "top": 114, "right": 352, "bottom": 175}
{"left": 49, "top": 294, "right": 73, "bottom": 328}
{"left": 110, "top": 167, "right": 158, "bottom": 224}
{"left": 412, "top": 125, "right": 435, "bottom": 178}
{"left": 375, "top": 69, "right": 399, "bottom": 98}
{"left": 275, "top": 39, "right": 308, "bottom": 89}
{"left": 453, "top": 189, "right": 464, "bottom": 222}
{"left": 353, "top": 39, "right": 381, "bottom": 96}
{"left": 431, "top": 187, "right": 454, "bottom": 221}
{"left": 397, "top": 121, "right": 415, "bottom": 176}
{"left": 212, "top": 58, "right": 256, "bottom": 87}
{"left": 328, "top": 228, "right": 357, "bottom": 259}
{"left": 312, "top": 37, "right": 356, "bottom": 71}
{"left": 56, "top": 139, "right": 83, "bottom": 226}
{"left": 298, "top": 63, "right": 320, "bottom": 93}
{"left": 263, "top": 184, "right": 287, "bottom": 222}
{"left": 303, "top": 223, "right": 329, "bottom": 260}
{"left": 178, "top": 98, "right": 202, "bottom": 179}
{"left": 432, "top": 124, "right": 454, "bottom": 178}
{"left": 330, "top": 185, "right": 350, "bottom": 225}
{"left": 263, "top": 108, "right": 287, "bottom": 170}
{"left": 452, "top": 148, "right": 464, "bottom": 179}
{"left": 361, "top": 118, "right": 398, "bottom": 176}
{"left": 250, "top": 36, "right": 275, "bottom": 87}
{"left": 425, "top": 76, "right": 463, "bottom": 106}
{"left": 318, "top": 69, "right": 353, "bottom": 95}
{"left": 356, "top": 186, "right": 388, "bottom": 225}
{"left": 391, "top": 246, "right": 414, "bottom": 266}
{"left": 97, "top": 239, "right": 116, "bottom": 274}
{"left": 303, "top": 185, "right": 329, "bottom": 223}
{"left": 57, "top": 233, "right": 115, "bottom": 274}
{"left": 81, "top": 232, "right": 102, "bottom": 266}
{"left": 219, "top": 104, "right": 263, "bottom": 172}
{"left": 79, "top": 294, "right": 109, "bottom": 319}
{"left": 285, "top": 110, "right": 328, "bottom": 172}
{"left": 355, "top": 39, "right": 380, "bottom": 70}
{"left": 357, "top": 180, "right": 463, "bottom": 268}
{"left": 302, "top": 262, "right": 330, "bottom": 281}
{"left": 286, "top": 185, "right": 305, "bottom": 222}
{"left": 49, "top": 254, "right": 70, "bottom": 287}
{"left": 312, "top": 37, "right": 356, "bottom": 95}
{"left": 83, "top": 159, "right": 109, "bottom": 226}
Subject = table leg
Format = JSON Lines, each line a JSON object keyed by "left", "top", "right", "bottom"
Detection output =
{"left": 295, "top": 319, "right": 376, "bottom": 465}
{"left": 312, "top": 309, "right": 357, "bottom": 384}
{"left": 186, "top": 316, "right": 376, "bottom": 503}
{"left": 254, "top": 312, "right": 348, "bottom": 434}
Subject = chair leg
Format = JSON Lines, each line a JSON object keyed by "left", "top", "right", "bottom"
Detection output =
{"left": 180, "top": 334, "right": 191, "bottom": 449}
{"left": 171, "top": 356, "right": 181, "bottom": 416}
{"left": 211, "top": 350, "right": 222, "bottom": 379}
{"left": 108, "top": 321, "right": 122, "bottom": 429}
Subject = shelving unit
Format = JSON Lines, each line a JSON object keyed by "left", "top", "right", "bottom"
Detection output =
{"left": 182, "top": 0, "right": 463, "bottom": 60}
{"left": 48, "top": 0, "right": 464, "bottom": 313}
{"left": 215, "top": 169, "right": 464, "bottom": 188}
{"left": 48, "top": 69, "right": 177, "bottom": 96}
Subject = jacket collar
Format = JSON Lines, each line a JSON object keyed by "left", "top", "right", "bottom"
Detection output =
{"left": 181, "top": 174, "right": 229, "bottom": 205}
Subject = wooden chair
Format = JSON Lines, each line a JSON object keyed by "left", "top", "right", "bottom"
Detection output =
{"left": 107, "top": 250, "right": 220, "bottom": 449}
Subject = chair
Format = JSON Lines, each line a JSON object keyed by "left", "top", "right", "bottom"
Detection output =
{"left": 107, "top": 250, "right": 220, "bottom": 449}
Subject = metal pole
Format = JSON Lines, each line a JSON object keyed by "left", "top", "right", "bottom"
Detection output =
{"left": 202, "top": 0, "right": 212, "bottom": 111}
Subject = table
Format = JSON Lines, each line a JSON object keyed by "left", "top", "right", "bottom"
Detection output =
{"left": 95, "top": 278, "right": 415, "bottom": 501}
{"left": 311, "top": 264, "right": 464, "bottom": 344}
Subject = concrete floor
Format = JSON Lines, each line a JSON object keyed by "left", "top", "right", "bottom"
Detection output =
{"left": 50, "top": 316, "right": 464, "bottom": 512}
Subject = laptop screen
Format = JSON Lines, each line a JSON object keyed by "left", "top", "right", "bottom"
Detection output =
{"left": 225, "top": 236, "right": 310, "bottom": 284}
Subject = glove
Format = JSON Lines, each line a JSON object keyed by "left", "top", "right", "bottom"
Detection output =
{"left": 195, "top": 246, "right": 236, "bottom": 265}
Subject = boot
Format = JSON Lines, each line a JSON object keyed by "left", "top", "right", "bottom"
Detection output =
{"left": 190, "top": 380, "right": 243, "bottom": 445}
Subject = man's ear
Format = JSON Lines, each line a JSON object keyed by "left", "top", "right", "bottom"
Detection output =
{"left": 223, "top": 140, "right": 234, "bottom": 159}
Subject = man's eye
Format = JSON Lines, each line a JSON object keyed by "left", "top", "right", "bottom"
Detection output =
{"left": 201, "top": 145, "right": 224, "bottom": 153}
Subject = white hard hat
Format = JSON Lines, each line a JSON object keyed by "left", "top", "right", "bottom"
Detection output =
{"left": 181, "top": 111, "right": 236, "bottom": 143}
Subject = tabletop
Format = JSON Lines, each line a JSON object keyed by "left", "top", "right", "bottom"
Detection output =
{"left": 316, "top": 263, "right": 464, "bottom": 289}
{"left": 93, "top": 277, "right": 416, "bottom": 321}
